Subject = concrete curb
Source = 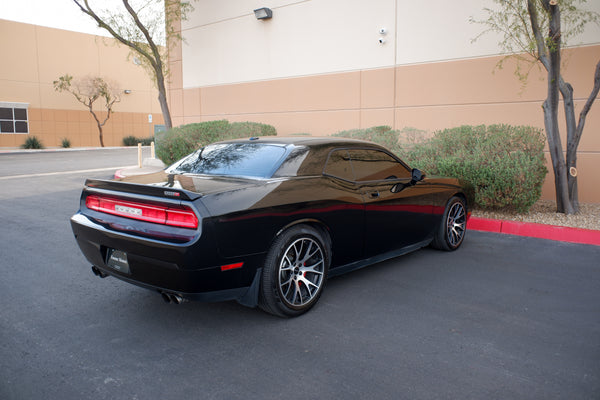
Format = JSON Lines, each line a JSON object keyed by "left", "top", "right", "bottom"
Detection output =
{"left": 468, "top": 217, "right": 600, "bottom": 246}
{"left": 0, "top": 146, "right": 138, "bottom": 155}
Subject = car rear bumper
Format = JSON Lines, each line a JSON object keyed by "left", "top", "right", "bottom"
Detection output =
{"left": 71, "top": 213, "right": 264, "bottom": 306}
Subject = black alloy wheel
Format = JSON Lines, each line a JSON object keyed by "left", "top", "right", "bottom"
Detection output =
{"left": 259, "top": 225, "right": 330, "bottom": 317}
{"left": 431, "top": 196, "right": 467, "bottom": 251}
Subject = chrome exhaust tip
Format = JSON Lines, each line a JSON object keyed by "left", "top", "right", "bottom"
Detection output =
{"left": 91, "top": 266, "right": 108, "bottom": 278}
{"left": 160, "top": 292, "right": 186, "bottom": 305}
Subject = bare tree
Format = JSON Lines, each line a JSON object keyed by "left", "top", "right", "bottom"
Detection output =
{"left": 72, "top": 0, "right": 194, "bottom": 130}
{"left": 54, "top": 74, "right": 121, "bottom": 147}
{"left": 473, "top": 0, "right": 600, "bottom": 214}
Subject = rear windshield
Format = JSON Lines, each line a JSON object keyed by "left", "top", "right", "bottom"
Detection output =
{"left": 167, "top": 143, "right": 288, "bottom": 178}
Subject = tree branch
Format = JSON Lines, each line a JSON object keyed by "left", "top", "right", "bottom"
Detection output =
{"left": 121, "top": 0, "right": 162, "bottom": 72}
{"left": 73, "top": 0, "right": 156, "bottom": 66}
{"left": 574, "top": 59, "right": 600, "bottom": 149}
{"left": 527, "top": 0, "right": 550, "bottom": 70}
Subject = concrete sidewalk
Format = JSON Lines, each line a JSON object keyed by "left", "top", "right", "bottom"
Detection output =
{"left": 114, "top": 157, "right": 165, "bottom": 178}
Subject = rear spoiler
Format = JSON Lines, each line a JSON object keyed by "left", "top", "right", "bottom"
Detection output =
{"left": 84, "top": 179, "right": 202, "bottom": 201}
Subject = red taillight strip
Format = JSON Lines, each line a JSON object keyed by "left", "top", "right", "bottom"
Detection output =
{"left": 85, "top": 195, "right": 198, "bottom": 229}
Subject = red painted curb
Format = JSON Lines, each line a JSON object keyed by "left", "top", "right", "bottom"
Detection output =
{"left": 468, "top": 217, "right": 600, "bottom": 246}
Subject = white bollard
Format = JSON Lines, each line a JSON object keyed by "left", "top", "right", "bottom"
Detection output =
{"left": 138, "top": 143, "right": 142, "bottom": 168}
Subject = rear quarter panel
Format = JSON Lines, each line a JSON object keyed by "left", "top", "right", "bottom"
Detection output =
{"left": 200, "top": 176, "right": 365, "bottom": 267}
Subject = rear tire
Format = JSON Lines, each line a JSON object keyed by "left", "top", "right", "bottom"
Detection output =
{"left": 431, "top": 196, "right": 467, "bottom": 251}
{"left": 259, "top": 225, "right": 330, "bottom": 317}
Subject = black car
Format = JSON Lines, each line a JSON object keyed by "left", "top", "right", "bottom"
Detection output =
{"left": 71, "top": 137, "right": 468, "bottom": 317}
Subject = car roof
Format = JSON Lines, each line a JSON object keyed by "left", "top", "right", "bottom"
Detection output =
{"left": 215, "top": 136, "right": 397, "bottom": 177}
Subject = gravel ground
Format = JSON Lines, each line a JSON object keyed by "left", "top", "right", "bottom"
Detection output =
{"left": 471, "top": 200, "right": 600, "bottom": 231}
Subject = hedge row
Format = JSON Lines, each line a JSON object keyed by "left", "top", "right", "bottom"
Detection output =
{"left": 153, "top": 120, "right": 546, "bottom": 213}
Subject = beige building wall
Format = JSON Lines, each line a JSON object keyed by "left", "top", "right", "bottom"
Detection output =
{"left": 0, "top": 19, "right": 164, "bottom": 147}
{"left": 169, "top": 0, "right": 600, "bottom": 203}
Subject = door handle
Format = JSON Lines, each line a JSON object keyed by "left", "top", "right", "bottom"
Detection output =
{"left": 369, "top": 191, "right": 380, "bottom": 198}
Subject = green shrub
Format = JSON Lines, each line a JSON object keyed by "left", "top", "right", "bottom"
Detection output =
{"left": 404, "top": 125, "right": 547, "bottom": 212}
{"left": 156, "top": 120, "right": 278, "bottom": 165}
{"left": 21, "top": 136, "right": 44, "bottom": 149}
{"left": 60, "top": 138, "right": 71, "bottom": 148}
{"left": 123, "top": 135, "right": 154, "bottom": 146}
{"left": 138, "top": 136, "right": 154, "bottom": 146}
{"left": 122, "top": 135, "right": 138, "bottom": 146}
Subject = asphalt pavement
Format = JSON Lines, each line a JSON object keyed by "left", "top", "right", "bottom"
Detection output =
{"left": 1, "top": 149, "right": 599, "bottom": 400}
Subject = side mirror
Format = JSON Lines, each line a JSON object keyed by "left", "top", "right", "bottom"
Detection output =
{"left": 410, "top": 168, "right": 424, "bottom": 185}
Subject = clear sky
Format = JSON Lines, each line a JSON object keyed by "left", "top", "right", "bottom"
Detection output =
{"left": 0, "top": 0, "right": 126, "bottom": 36}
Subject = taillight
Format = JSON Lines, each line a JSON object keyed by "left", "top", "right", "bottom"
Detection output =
{"left": 85, "top": 194, "right": 198, "bottom": 229}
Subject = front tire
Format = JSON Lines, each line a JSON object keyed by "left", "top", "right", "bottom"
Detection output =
{"left": 431, "top": 196, "right": 467, "bottom": 251}
{"left": 259, "top": 225, "right": 330, "bottom": 317}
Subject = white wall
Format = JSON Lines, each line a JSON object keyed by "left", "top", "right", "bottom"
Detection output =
{"left": 181, "top": 0, "right": 600, "bottom": 88}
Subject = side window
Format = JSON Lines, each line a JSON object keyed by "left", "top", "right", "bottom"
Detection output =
{"left": 323, "top": 150, "right": 354, "bottom": 181}
{"left": 348, "top": 149, "right": 411, "bottom": 181}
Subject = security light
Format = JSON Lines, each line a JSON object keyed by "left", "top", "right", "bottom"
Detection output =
{"left": 254, "top": 7, "right": 272, "bottom": 20}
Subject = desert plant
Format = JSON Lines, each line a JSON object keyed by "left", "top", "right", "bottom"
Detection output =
{"left": 138, "top": 136, "right": 154, "bottom": 146}
{"left": 404, "top": 125, "right": 547, "bottom": 212}
{"left": 53, "top": 74, "right": 120, "bottom": 147}
{"left": 123, "top": 136, "right": 154, "bottom": 146}
{"left": 122, "top": 135, "right": 138, "bottom": 146}
{"left": 21, "top": 136, "right": 44, "bottom": 149}
{"left": 60, "top": 138, "right": 71, "bottom": 148}
{"left": 156, "top": 120, "right": 277, "bottom": 165}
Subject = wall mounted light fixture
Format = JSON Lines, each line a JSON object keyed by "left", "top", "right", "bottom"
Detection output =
{"left": 124, "top": 90, "right": 132, "bottom": 94}
{"left": 254, "top": 7, "right": 273, "bottom": 20}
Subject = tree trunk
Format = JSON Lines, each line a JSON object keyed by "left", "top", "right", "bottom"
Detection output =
{"left": 87, "top": 103, "right": 105, "bottom": 148}
{"left": 157, "top": 87, "right": 172, "bottom": 130}
{"left": 561, "top": 80, "right": 579, "bottom": 212}
{"left": 98, "top": 125, "right": 105, "bottom": 147}
{"left": 545, "top": 2, "right": 574, "bottom": 214}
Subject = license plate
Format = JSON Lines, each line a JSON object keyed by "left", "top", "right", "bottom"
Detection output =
{"left": 106, "top": 249, "right": 130, "bottom": 274}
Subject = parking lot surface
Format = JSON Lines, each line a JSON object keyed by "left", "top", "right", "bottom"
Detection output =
{"left": 1, "top": 150, "right": 599, "bottom": 400}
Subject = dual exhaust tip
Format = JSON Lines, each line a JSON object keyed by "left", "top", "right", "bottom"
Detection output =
{"left": 91, "top": 266, "right": 186, "bottom": 305}
{"left": 161, "top": 292, "right": 186, "bottom": 305}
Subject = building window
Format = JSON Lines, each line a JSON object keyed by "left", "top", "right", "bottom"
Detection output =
{"left": 0, "top": 102, "right": 29, "bottom": 134}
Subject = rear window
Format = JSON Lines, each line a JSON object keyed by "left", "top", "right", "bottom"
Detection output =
{"left": 167, "top": 143, "right": 287, "bottom": 178}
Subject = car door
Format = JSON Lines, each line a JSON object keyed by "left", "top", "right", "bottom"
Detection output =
{"left": 347, "top": 148, "right": 438, "bottom": 257}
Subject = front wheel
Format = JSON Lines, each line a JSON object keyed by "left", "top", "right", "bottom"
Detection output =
{"left": 259, "top": 225, "right": 330, "bottom": 317}
{"left": 431, "top": 196, "right": 467, "bottom": 251}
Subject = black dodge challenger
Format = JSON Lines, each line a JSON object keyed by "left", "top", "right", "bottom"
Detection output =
{"left": 71, "top": 137, "right": 468, "bottom": 317}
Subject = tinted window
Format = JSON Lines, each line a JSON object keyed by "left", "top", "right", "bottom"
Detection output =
{"left": 168, "top": 143, "right": 287, "bottom": 178}
{"left": 14, "top": 108, "right": 27, "bottom": 120}
{"left": 0, "top": 108, "right": 12, "bottom": 120}
{"left": 0, "top": 121, "right": 14, "bottom": 133}
{"left": 15, "top": 121, "right": 28, "bottom": 133}
{"left": 348, "top": 149, "right": 411, "bottom": 181}
{"left": 323, "top": 150, "right": 354, "bottom": 181}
